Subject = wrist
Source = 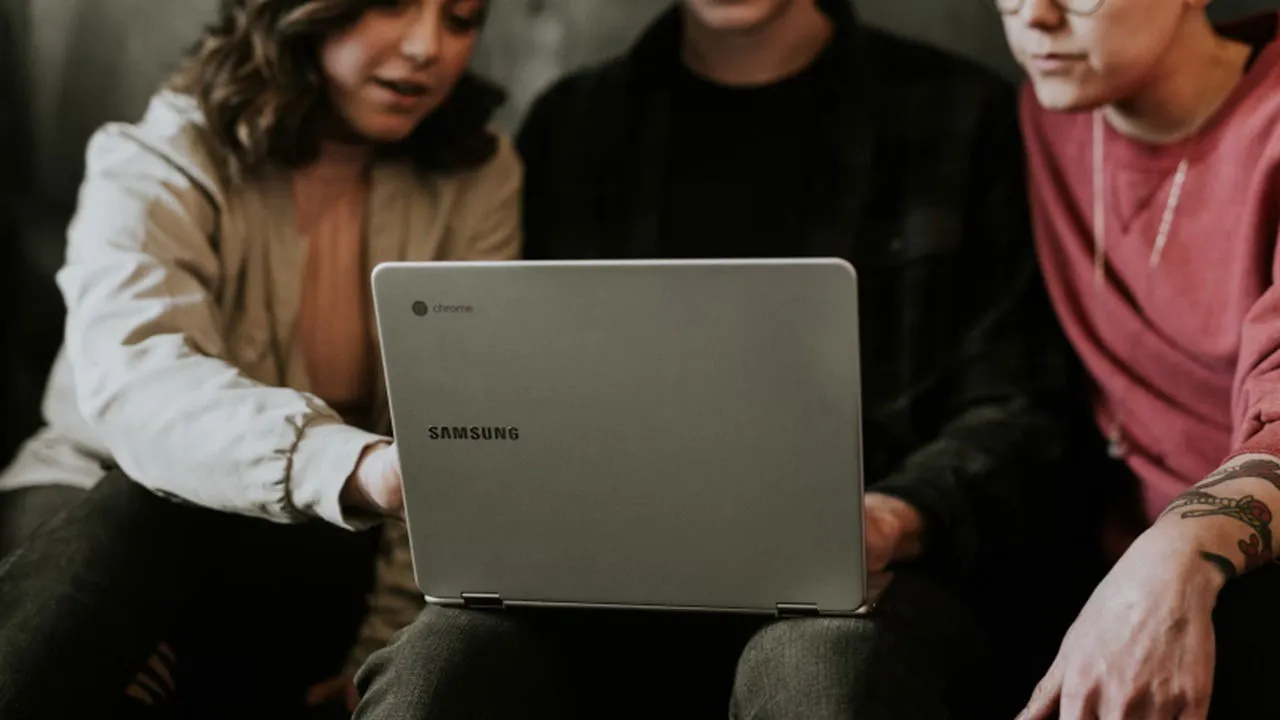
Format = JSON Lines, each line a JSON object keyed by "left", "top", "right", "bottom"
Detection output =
{"left": 1139, "top": 520, "right": 1232, "bottom": 598}
{"left": 341, "top": 441, "right": 391, "bottom": 516}
{"left": 340, "top": 469, "right": 376, "bottom": 516}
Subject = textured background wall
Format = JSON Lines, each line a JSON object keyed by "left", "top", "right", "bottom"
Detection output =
{"left": 5, "top": 0, "right": 1279, "bottom": 209}
{"left": 2, "top": 0, "right": 1276, "bottom": 458}
{"left": 15, "top": 0, "right": 223, "bottom": 208}
{"left": 471, "top": 0, "right": 1280, "bottom": 130}
{"left": 471, "top": 0, "right": 1017, "bottom": 130}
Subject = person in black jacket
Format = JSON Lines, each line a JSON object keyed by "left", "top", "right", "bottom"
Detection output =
{"left": 355, "top": 1, "right": 1092, "bottom": 717}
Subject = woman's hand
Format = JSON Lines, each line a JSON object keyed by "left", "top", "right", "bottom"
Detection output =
{"left": 341, "top": 442, "right": 404, "bottom": 519}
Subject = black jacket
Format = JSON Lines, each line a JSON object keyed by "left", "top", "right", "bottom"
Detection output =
{"left": 516, "top": 3, "right": 1078, "bottom": 576}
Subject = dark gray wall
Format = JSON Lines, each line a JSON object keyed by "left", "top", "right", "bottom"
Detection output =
{"left": 471, "top": 0, "right": 1019, "bottom": 132}
{"left": 7, "top": 0, "right": 1280, "bottom": 208}
{"left": 472, "top": 0, "right": 1020, "bottom": 130}
{"left": 1, "top": 0, "right": 1274, "bottom": 459}
{"left": 473, "top": 0, "right": 1280, "bottom": 129}
{"left": 23, "top": 0, "right": 222, "bottom": 208}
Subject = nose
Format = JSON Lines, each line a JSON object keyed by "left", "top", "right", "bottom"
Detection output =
{"left": 400, "top": 1, "right": 442, "bottom": 66}
{"left": 1020, "top": 0, "right": 1066, "bottom": 31}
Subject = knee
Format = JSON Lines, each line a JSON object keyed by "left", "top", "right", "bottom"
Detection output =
{"left": 0, "top": 484, "right": 87, "bottom": 559}
{"left": 739, "top": 617, "right": 877, "bottom": 671}
{"left": 732, "top": 618, "right": 875, "bottom": 718}
{"left": 354, "top": 607, "right": 549, "bottom": 719}
{"left": 358, "top": 606, "right": 535, "bottom": 679}
{"left": 732, "top": 572, "right": 986, "bottom": 719}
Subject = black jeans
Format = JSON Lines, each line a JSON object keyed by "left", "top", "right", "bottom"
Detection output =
{"left": 0, "top": 472, "right": 378, "bottom": 718}
{"left": 353, "top": 557, "right": 1280, "bottom": 719}
{"left": 354, "top": 571, "right": 996, "bottom": 720}
{"left": 350, "top": 452, "right": 1108, "bottom": 720}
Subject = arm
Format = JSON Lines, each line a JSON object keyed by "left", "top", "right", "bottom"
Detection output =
{"left": 1017, "top": 262, "right": 1280, "bottom": 719}
{"left": 58, "top": 128, "right": 385, "bottom": 527}
{"left": 337, "top": 135, "right": 526, "bottom": 683}
{"left": 1152, "top": 454, "right": 1280, "bottom": 588}
{"left": 870, "top": 85, "right": 1074, "bottom": 574}
{"left": 1145, "top": 238, "right": 1280, "bottom": 587}
{"left": 342, "top": 133, "right": 523, "bottom": 516}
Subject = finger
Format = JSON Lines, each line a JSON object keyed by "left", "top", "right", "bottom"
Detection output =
{"left": 132, "top": 672, "right": 170, "bottom": 703}
{"left": 156, "top": 642, "right": 177, "bottom": 664}
{"left": 345, "top": 681, "right": 360, "bottom": 712}
{"left": 146, "top": 652, "right": 176, "bottom": 692}
{"left": 1144, "top": 686, "right": 1191, "bottom": 720}
{"left": 1112, "top": 689, "right": 1153, "bottom": 720}
{"left": 1176, "top": 695, "right": 1210, "bottom": 720}
{"left": 1019, "top": 672, "right": 1063, "bottom": 720}
{"left": 125, "top": 683, "right": 157, "bottom": 706}
{"left": 305, "top": 677, "right": 341, "bottom": 706}
{"left": 1058, "top": 678, "right": 1100, "bottom": 720}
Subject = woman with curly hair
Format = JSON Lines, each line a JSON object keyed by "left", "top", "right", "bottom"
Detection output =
{"left": 0, "top": 0, "right": 514, "bottom": 715}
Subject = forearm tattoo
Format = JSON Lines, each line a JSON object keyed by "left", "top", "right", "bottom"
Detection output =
{"left": 1164, "top": 491, "right": 1274, "bottom": 570}
{"left": 1163, "top": 458, "right": 1280, "bottom": 579}
{"left": 1199, "top": 551, "right": 1239, "bottom": 581}
{"left": 1199, "top": 458, "right": 1280, "bottom": 493}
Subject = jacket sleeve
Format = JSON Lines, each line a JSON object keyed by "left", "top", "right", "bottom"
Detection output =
{"left": 57, "top": 127, "right": 386, "bottom": 528}
{"left": 870, "top": 85, "right": 1075, "bottom": 575}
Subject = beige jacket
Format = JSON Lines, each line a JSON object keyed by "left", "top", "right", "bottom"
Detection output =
{"left": 0, "top": 90, "right": 522, "bottom": 525}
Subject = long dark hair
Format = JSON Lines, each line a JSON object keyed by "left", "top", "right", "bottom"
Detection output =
{"left": 169, "top": 0, "right": 504, "bottom": 180}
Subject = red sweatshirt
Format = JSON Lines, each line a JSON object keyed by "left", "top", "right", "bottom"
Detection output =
{"left": 1021, "top": 13, "right": 1280, "bottom": 522}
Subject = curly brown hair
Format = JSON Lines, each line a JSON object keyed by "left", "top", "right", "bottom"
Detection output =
{"left": 170, "top": 0, "right": 503, "bottom": 179}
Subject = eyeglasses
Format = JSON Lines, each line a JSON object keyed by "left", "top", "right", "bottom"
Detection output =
{"left": 994, "top": 0, "right": 1106, "bottom": 16}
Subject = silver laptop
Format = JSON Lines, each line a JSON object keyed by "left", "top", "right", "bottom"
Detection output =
{"left": 372, "top": 259, "right": 867, "bottom": 616}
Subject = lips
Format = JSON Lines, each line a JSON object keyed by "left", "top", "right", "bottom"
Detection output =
{"left": 1029, "top": 53, "right": 1086, "bottom": 73}
{"left": 373, "top": 78, "right": 430, "bottom": 98}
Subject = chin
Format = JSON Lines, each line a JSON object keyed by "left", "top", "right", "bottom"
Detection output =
{"left": 1027, "top": 77, "right": 1107, "bottom": 114}
{"left": 352, "top": 114, "right": 425, "bottom": 144}
{"left": 686, "top": 0, "right": 786, "bottom": 32}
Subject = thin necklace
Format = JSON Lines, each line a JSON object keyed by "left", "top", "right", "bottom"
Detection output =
{"left": 1092, "top": 109, "right": 1191, "bottom": 459}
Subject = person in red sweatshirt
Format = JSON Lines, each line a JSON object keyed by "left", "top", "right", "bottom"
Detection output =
{"left": 1001, "top": 0, "right": 1280, "bottom": 718}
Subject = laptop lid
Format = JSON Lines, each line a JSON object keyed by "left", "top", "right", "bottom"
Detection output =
{"left": 372, "top": 259, "right": 865, "bottom": 616}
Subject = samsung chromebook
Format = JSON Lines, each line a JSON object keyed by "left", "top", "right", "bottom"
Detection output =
{"left": 372, "top": 259, "right": 868, "bottom": 617}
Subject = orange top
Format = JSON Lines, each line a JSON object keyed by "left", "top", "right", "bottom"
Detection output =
{"left": 293, "top": 142, "right": 376, "bottom": 424}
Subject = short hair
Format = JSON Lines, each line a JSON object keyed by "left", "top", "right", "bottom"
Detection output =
{"left": 169, "top": 0, "right": 504, "bottom": 180}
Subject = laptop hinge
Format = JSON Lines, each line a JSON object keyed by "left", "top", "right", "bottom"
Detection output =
{"left": 461, "top": 592, "right": 505, "bottom": 609}
{"left": 776, "top": 603, "right": 820, "bottom": 618}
